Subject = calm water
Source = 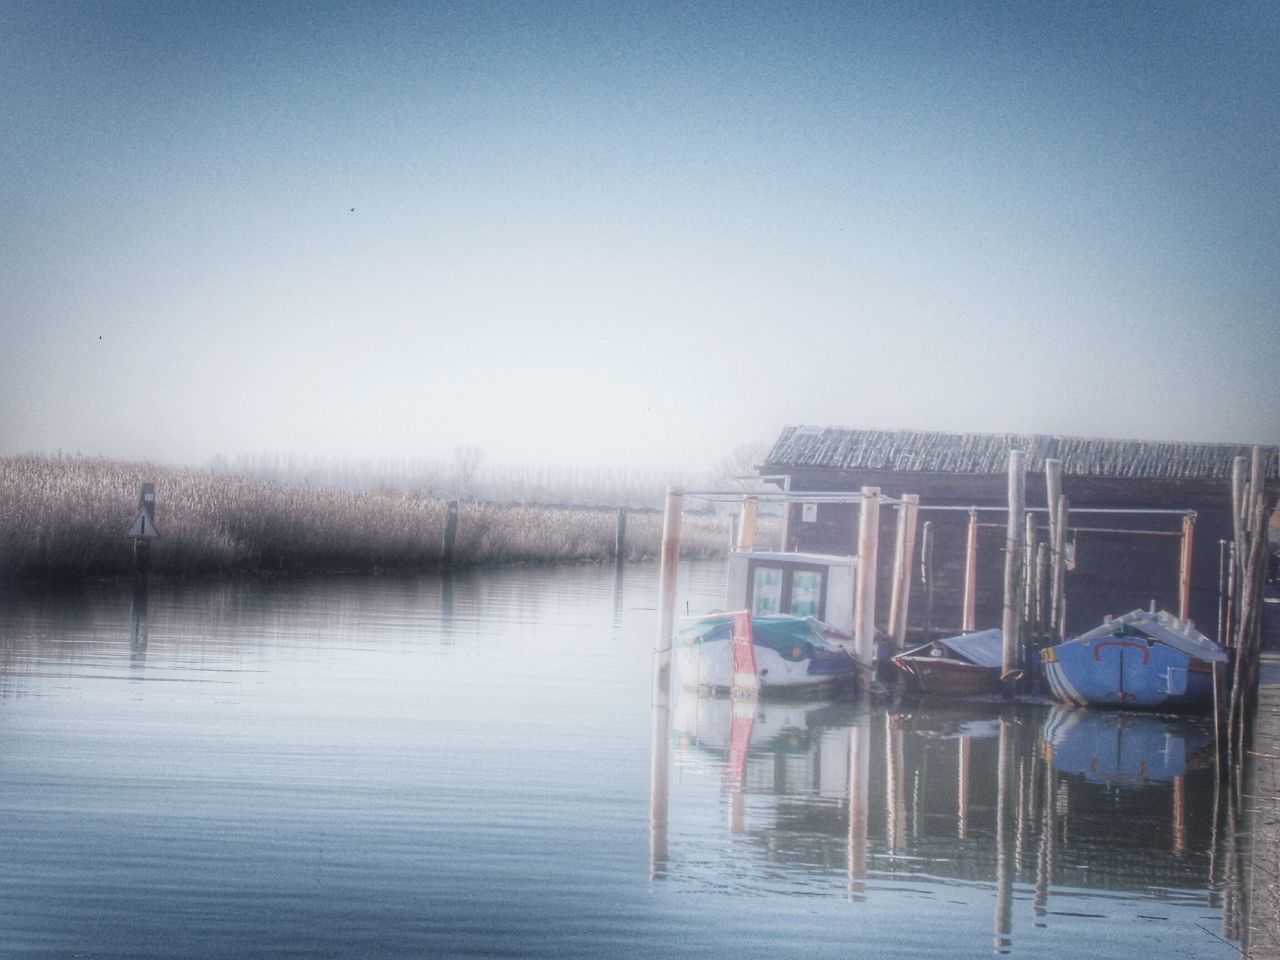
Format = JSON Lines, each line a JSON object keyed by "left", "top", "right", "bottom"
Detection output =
{"left": 0, "top": 562, "right": 1247, "bottom": 959}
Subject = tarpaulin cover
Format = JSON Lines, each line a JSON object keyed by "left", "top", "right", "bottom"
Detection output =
{"left": 936, "top": 628, "right": 1004, "bottom": 668}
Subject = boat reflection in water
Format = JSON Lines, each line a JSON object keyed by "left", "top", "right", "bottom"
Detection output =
{"left": 652, "top": 688, "right": 1244, "bottom": 956}
{"left": 1041, "top": 705, "right": 1215, "bottom": 785}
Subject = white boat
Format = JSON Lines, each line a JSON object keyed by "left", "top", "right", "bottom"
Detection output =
{"left": 672, "top": 613, "right": 857, "bottom": 696}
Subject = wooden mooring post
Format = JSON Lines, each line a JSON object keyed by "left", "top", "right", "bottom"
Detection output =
{"left": 961, "top": 509, "right": 979, "bottom": 633}
{"left": 1022, "top": 512, "right": 1037, "bottom": 647}
{"left": 1224, "top": 446, "right": 1272, "bottom": 767}
{"left": 1001, "top": 450, "right": 1025, "bottom": 682}
{"left": 1177, "top": 513, "right": 1195, "bottom": 623}
{"left": 442, "top": 499, "right": 459, "bottom": 568}
{"left": 614, "top": 508, "right": 627, "bottom": 564}
{"left": 887, "top": 494, "right": 919, "bottom": 651}
{"left": 920, "top": 520, "right": 935, "bottom": 639}
{"left": 1050, "top": 494, "right": 1069, "bottom": 640}
{"left": 653, "top": 487, "right": 683, "bottom": 703}
{"left": 854, "top": 487, "right": 881, "bottom": 674}
{"left": 736, "top": 496, "right": 759, "bottom": 552}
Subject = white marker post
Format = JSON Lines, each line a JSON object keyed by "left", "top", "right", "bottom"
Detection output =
{"left": 125, "top": 482, "right": 161, "bottom": 577}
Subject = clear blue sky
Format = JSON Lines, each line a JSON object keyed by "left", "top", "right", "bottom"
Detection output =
{"left": 3, "top": 1, "right": 1277, "bottom": 471}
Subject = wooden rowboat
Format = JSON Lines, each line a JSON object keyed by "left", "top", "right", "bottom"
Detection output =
{"left": 892, "top": 628, "right": 1004, "bottom": 695}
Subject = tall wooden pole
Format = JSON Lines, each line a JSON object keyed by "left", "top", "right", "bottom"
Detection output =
{"left": 1023, "top": 512, "right": 1037, "bottom": 626}
{"left": 1034, "top": 541, "right": 1048, "bottom": 647}
{"left": 442, "top": 499, "right": 459, "bottom": 568}
{"left": 854, "top": 487, "right": 882, "bottom": 671}
{"left": 1051, "top": 495, "right": 1069, "bottom": 640}
{"left": 614, "top": 507, "right": 628, "bottom": 565}
{"left": 888, "top": 494, "right": 920, "bottom": 650}
{"left": 1044, "top": 459, "right": 1062, "bottom": 552}
{"left": 962, "top": 509, "right": 979, "bottom": 633}
{"left": 920, "top": 520, "right": 936, "bottom": 639}
{"left": 653, "top": 487, "right": 683, "bottom": 702}
{"left": 1001, "top": 450, "right": 1025, "bottom": 680}
{"left": 1217, "top": 539, "right": 1229, "bottom": 645}
{"left": 736, "top": 496, "right": 759, "bottom": 553}
{"left": 1231, "top": 456, "right": 1247, "bottom": 632}
{"left": 1178, "top": 513, "right": 1195, "bottom": 623}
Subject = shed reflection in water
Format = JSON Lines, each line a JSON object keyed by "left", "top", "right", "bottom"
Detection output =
{"left": 654, "top": 688, "right": 1237, "bottom": 954}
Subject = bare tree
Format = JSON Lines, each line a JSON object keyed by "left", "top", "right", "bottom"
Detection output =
{"left": 452, "top": 445, "right": 486, "bottom": 499}
{"left": 710, "top": 440, "right": 772, "bottom": 489}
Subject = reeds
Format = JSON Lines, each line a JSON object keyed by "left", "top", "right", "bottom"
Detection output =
{"left": 0, "top": 454, "right": 731, "bottom": 582}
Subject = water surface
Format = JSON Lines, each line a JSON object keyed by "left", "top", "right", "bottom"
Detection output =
{"left": 0, "top": 563, "right": 1244, "bottom": 958}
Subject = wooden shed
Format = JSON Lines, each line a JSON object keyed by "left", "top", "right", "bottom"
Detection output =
{"left": 760, "top": 426, "right": 1280, "bottom": 641}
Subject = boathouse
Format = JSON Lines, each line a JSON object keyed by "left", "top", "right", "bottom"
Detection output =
{"left": 759, "top": 426, "right": 1280, "bottom": 641}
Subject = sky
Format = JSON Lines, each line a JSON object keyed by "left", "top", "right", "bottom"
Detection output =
{"left": 3, "top": 0, "right": 1278, "bottom": 472}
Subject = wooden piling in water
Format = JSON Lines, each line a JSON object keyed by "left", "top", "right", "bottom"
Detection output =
{"left": 736, "top": 496, "right": 759, "bottom": 553}
{"left": 442, "top": 499, "right": 459, "bottom": 568}
{"left": 1218, "top": 538, "right": 1229, "bottom": 645}
{"left": 888, "top": 494, "right": 919, "bottom": 651}
{"left": 1178, "top": 513, "right": 1195, "bottom": 623}
{"left": 1051, "top": 495, "right": 1069, "bottom": 640}
{"left": 614, "top": 508, "right": 627, "bottom": 564}
{"left": 1022, "top": 512, "right": 1037, "bottom": 635}
{"left": 962, "top": 509, "right": 979, "bottom": 632}
{"left": 920, "top": 520, "right": 935, "bottom": 640}
{"left": 1044, "top": 459, "right": 1062, "bottom": 549}
{"left": 1001, "top": 450, "right": 1025, "bottom": 680}
{"left": 653, "top": 487, "right": 683, "bottom": 702}
{"left": 1225, "top": 447, "right": 1272, "bottom": 765}
{"left": 854, "top": 487, "right": 881, "bottom": 671}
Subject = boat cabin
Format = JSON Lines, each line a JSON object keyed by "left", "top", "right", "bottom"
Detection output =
{"left": 726, "top": 550, "right": 856, "bottom": 635}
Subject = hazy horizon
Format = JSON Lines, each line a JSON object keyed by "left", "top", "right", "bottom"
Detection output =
{"left": 5, "top": 1, "right": 1278, "bottom": 474}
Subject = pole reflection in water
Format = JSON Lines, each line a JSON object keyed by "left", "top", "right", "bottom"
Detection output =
{"left": 1221, "top": 783, "right": 1243, "bottom": 942}
{"left": 994, "top": 714, "right": 1015, "bottom": 954}
{"left": 1034, "top": 737, "right": 1056, "bottom": 927}
{"left": 649, "top": 674, "right": 670, "bottom": 880}
{"left": 847, "top": 704, "right": 870, "bottom": 902}
{"left": 886, "top": 713, "right": 906, "bottom": 856}
{"left": 439, "top": 574, "right": 454, "bottom": 646}
{"left": 612, "top": 563, "right": 625, "bottom": 635}
{"left": 725, "top": 699, "right": 755, "bottom": 835}
{"left": 1173, "top": 774, "right": 1187, "bottom": 856}
{"left": 657, "top": 676, "right": 1244, "bottom": 958}
{"left": 129, "top": 579, "right": 148, "bottom": 676}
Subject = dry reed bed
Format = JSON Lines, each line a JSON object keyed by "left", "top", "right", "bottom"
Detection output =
{"left": 0, "top": 455, "right": 730, "bottom": 581}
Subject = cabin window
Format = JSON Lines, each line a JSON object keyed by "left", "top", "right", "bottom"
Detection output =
{"left": 746, "top": 561, "right": 829, "bottom": 621}
{"left": 752, "top": 566, "right": 783, "bottom": 614}
{"left": 789, "top": 570, "right": 823, "bottom": 618}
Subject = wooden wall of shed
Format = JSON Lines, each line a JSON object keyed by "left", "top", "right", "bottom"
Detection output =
{"left": 777, "top": 467, "right": 1265, "bottom": 641}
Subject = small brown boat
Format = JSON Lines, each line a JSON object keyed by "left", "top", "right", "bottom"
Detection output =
{"left": 892, "top": 628, "right": 1004, "bottom": 695}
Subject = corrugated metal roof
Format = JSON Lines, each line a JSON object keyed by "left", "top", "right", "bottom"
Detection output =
{"left": 764, "top": 426, "right": 1280, "bottom": 480}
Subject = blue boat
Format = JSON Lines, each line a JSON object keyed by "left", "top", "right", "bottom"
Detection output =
{"left": 1040, "top": 608, "right": 1227, "bottom": 710}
